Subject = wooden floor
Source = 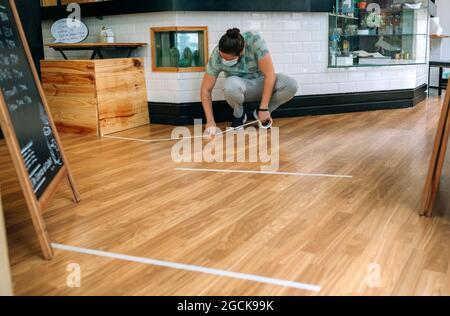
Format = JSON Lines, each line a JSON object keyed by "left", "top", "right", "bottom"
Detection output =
{"left": 1, "top": 95, "right": 449, "bottom": 296}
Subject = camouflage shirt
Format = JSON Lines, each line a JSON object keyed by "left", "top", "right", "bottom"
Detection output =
{"left": 206, "top": 31, "right": 269, "bottom": 79}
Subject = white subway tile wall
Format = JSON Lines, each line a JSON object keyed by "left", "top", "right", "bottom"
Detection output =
{"left": 42, "top": 11, "right": 428, "bottom": 104}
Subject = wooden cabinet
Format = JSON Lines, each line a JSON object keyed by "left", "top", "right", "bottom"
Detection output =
{"left": 41, "top": 58, "right": 150, "bottom": 136}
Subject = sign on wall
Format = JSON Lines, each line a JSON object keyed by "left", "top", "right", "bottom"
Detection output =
{"left": 51, "top": 18, "right": 88, "bottom": 43}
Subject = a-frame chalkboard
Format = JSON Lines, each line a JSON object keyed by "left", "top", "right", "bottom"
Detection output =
{"left": 420, "top": 87, "right": 450, "bottom": 217}
{"left": 0, "top": 0, "right": 80, "bottom": 260}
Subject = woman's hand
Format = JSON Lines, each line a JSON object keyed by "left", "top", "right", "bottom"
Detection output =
{"left": 258, "top": 110, "right": 272, "bottom": 126}
{"left": 205, "top": 121, "right": 220, "bottom": 138}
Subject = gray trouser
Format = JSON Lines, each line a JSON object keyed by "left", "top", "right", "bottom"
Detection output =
{"left": 223, "top": 73, "right": 298, "bottom": 118}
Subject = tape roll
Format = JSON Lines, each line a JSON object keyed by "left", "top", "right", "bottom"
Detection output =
{"left": 258, "top": 120, "right": 272, "bottom": 129}
{"left": 366, "top": 3, "right": 381, "bottom": 14}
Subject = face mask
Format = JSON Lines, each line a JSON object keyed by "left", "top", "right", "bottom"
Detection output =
{"left": 222, "top": 58, "right": 239, "bottom": 67}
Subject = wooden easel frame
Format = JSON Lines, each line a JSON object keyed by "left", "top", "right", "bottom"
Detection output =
{"left": 0, "top": 0, "right": 80, "bottom": 260}
{"left": 420, "top": 87, "right": 450, "bottom": 217}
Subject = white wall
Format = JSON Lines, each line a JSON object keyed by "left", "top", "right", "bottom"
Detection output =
{"left": 42, "top": 11, "right": 428, "bottom": 104}
{"left": 436, "top": 0, "right": 450, "bottom": 57}
{"left": 429, "top": 0, "right": 450, "bottom": 86}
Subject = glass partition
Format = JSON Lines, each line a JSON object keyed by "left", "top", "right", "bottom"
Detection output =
{"left": 151, "top": 27, "right": 208, "bottom": 72}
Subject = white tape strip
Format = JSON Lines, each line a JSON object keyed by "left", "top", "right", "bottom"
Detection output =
{"left": 102, "top": 134, "right": 203, "bottom": 143}
{"left": 102, "top": 120, "right": 260, "bottom": 144}
{"left": 52, "top": 243, "right": 321, "bottom": 292}
{"left": 175, "top": 168, "right": 353, "bottom": 179}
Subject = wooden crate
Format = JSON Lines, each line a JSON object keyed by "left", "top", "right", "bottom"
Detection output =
{"left": 41, "top": 58, "right": 150, "bottom": 136}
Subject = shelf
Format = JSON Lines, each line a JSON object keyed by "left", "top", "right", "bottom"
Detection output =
{"left": 430, "top": 34, "right": 450, "bottom": 39}
{"left": 329, "top": 60, "right": 426, "bottom": 68}
{"left": 48, "top": 43, "right": 147, "bottom": 49}
{"left": 329, "top": 13, "right": 358, "bottom": 20}
{"left": 337, "top": 7, "right": 429, "bottom": 15}
{"left": 340, "top": 34, "right": 427, "bottom": 37}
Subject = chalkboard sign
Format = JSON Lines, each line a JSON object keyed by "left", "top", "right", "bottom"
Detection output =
{"left": 0, "top": 0, "right": 79, "bottom": 260}
{"left": 420, "top": 83, "right": 450, "bottom": 217}
{"left": 0, "top": 0, "right": 62, "bottom": 199}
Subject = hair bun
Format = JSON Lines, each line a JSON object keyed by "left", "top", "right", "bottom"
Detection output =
{"left": 226, "top": 28, "right": 241, "bottom": 39}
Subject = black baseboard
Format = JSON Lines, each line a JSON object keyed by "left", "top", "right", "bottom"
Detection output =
{"left": 149, "top": 84, "right": 428, "bottom": 126}
{"left": 0, "top": 84, "right": 428, "bottom": 139}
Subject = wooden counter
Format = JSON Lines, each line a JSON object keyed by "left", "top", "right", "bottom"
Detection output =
{"left": 41, "top": 58, "right": 150, "bottom": 136}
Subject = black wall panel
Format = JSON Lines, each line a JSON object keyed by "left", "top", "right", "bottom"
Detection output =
{"left": 1, "top": 0, "right": 44, "bottom": 140}
{"left": 42, "top": 0, "right": 334, "bottom": 19}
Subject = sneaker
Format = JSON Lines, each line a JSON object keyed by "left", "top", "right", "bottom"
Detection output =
{"left": 253, "top": 109, "right": 259, "bottom": 120}
{"left": 231, "top": 113, "right": 247, "bottom": 129}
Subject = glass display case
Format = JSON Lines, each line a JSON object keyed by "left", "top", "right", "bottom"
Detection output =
{"left": 151, "top": 27, "right": 208, "bottom": 72}
{"left": 329, "top": 0, "right": 429, "bottom": 67}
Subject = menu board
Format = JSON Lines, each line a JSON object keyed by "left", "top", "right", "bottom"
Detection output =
{"left": 0, "top": 0, "right": 63, "bottom": 199}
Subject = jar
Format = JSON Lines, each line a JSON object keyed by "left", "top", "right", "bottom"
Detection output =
{"left": 345, "top": 25, "right": 358, "bottom": 36}
{"left": 99, "top": 27, "right": 115, "bottom": 43}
